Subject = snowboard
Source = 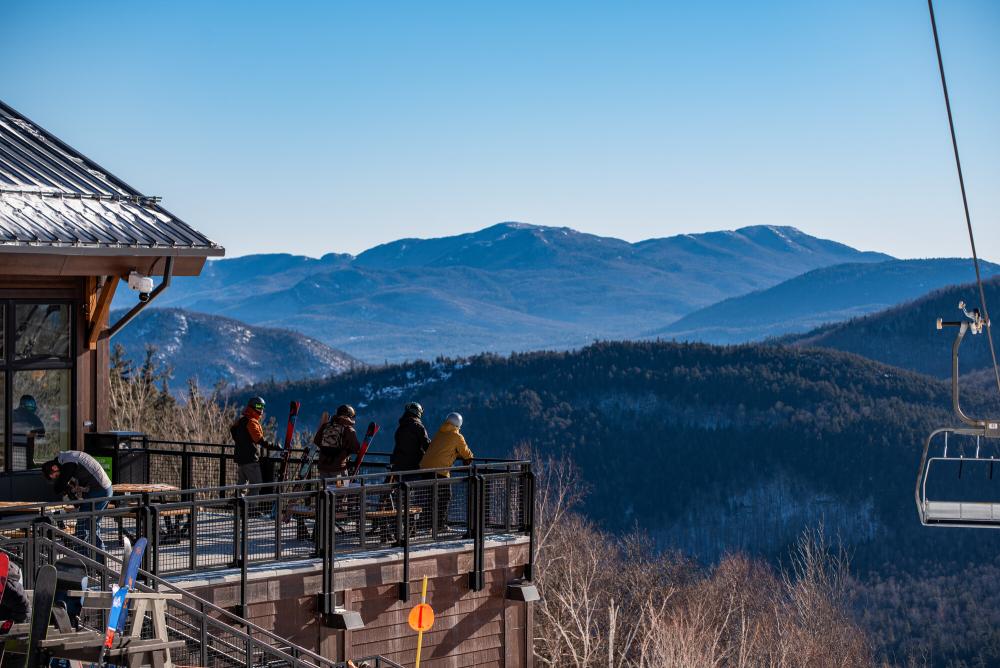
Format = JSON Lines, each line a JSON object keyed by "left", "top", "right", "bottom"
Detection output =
{"left": 350, "top": 422, "right": 380, "bottom": 476}
{"left": 51, "top": 602, "right": 82, "bottom": 668}
{"left": 24, "top": 564, "right": 56, "bottom": 668}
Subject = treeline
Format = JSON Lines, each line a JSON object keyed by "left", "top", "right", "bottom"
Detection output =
{"left": 532, "top": 453, "right": 875, "bottom": 667}
{"left": 250, "top": 340, "right": 1000, "bottom": 568}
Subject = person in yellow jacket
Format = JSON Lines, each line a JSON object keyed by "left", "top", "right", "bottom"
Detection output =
{"left": 419, "top": 413, "right": 473, "bottom": 532}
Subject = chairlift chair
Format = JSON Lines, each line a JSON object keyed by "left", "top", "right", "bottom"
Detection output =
{"left": 916, "top": 303, "right": 1000, "bottom": 527}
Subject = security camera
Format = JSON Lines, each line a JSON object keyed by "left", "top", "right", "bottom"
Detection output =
{"left": 128, "top": 271, "right": 154, "bottom": 302}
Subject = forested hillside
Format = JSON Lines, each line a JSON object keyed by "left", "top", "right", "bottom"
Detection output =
{"left": 248, "top": 340, "right": 1000, "bottom": 570}
{"left": 237, "top": 339, "right": 1000, "bottom": 664}
{"left": 652, "top": 258, "right": 1000, "bottom": 344}
{"left": 787, "top": 277, "right": 1000, "bottom": 379}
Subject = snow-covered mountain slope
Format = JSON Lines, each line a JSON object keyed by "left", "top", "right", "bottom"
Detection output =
{"left": 111, "top": 308, "right": 359, "bottom": 390}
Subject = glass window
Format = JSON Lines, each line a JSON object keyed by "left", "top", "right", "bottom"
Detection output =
{"left": 15, "top": 303, "right": 70, "bottom": 362}
{"left": 12, "top": 369, "right": 70, "bottom": 469}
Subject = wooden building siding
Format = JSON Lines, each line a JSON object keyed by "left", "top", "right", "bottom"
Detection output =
{"left": 179, "top": 539, "right": 534, "bottom": 667}
{"left": 0, "top": 274, "right": 111, "bottom": 452}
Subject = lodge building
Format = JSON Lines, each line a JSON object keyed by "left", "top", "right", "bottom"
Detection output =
{"left": 0, "top": 100, "right": 537, "bottom": 667}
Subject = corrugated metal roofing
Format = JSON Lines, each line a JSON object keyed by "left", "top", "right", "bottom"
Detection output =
{"left": 0, "top": 100, "right": 223, "bottom": 256}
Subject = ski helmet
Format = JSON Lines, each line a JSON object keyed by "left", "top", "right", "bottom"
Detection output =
{"left": 405, "top": 402, "right": 423, "bottom": 418}
{"left": 336, "top": 404, "right": 356, "bottom": 418}
{"left": 445, "top": 412, "right": 463, "bottom": 428}
{"left": 247, "top": 396, "right": 266, "bottom": 413}
{"left": 18, "top": 395, "right": 37, "bottom": 413}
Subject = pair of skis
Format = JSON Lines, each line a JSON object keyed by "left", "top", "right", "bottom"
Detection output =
{"left": 275, "top": 401, "right": 302, "bottom": 485}
{"left": 98, "top": 537, "right": 148, "bottom": 666}
{"left": 276, "top": 402, "right": 380, "bottom": 482}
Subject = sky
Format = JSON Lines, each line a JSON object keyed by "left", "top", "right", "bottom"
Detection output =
{"left": 2, "top": 0, "right": 999, "bottom": 260}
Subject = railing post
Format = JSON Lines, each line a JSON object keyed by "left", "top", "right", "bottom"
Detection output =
{"left": 505, "top": 471, "right": 513, "bottom": 532}
{"left": 181, "top": 442, "right": 192, "bottom": 491}
{"left": 148, "top": 503, "right": 161, "bottom": 578}
{"left": 199, "top": 600, "right": 209, "bottom": 667}
{"left": 525, "top": 469, "right": 536, "bottom": 582}
{"left": 237, "top": 495, "right": 249, "bottom": 618}
{"left": 319, "top": 486, "right": 336, "bottom": 616}
{"left": 468, "top": 475, "right": 486, "bottom": 592}
{"left": 398, "top": 482, "right": 410, "bottom": 601}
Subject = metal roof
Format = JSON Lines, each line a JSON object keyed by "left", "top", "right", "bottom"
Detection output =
{"left": 0, "top": 100, "right": 224, "bottom": 257}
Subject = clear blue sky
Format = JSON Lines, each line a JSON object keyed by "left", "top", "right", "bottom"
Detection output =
{"left": 3, "top": 0, "right": 998, "bottom": 260}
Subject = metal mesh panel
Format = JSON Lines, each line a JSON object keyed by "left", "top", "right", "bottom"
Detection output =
{"left": 482, "top": 471, "right": 526, "bottom": 535}
{"left": 25, "top": 525, "right": 343, "bottom": 668}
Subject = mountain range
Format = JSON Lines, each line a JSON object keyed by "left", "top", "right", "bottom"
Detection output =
{"left": 650, "top": 258, "right": 1000, "bottom": 344}
{"left": 110, "top": 308, "right": 358, "bottom": 390}
{"left": 115, "top": 222, "right": 889, "bottom": 362}
{"left": 786, "top": 276, "right": 1000, "bottom": 380}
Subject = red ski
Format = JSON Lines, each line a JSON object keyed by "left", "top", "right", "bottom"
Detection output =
{"left": 350, "top": 421, "right": 380, "bottom": 476}
{"left": 275, "top": 401, "right": 301, "bottom": 483}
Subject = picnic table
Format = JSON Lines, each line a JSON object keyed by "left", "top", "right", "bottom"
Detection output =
{"left": 112, "top": 483, "right": 179, "bottom": 495}
{"left": 0, "top": 502, "right": 74, "bottom": 538}
{"left": 110, "top": 484, "right": 187, "bottom": 545}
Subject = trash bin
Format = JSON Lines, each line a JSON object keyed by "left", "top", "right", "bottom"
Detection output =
{"left": 83, "top": 432, "right": 147, "bottom": 485}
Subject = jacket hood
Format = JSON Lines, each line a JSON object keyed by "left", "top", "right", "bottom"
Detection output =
{"left": 242, "top": 406, "right": 262, "bottom": 421}
{"left": 334, "top": 415, "right": 356, "bottom": 427}
{"left": 438, "top": 422, "right": 460, "bottom": 434}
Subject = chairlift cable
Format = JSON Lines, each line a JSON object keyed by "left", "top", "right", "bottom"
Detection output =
{"left": 927, "top": 0, "right": 1000, "bottom": 396}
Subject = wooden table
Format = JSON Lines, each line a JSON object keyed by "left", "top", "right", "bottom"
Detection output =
{"left": 112, "top": 483, "right": 179, "bottom": 495}
{"left": 0, "top": 502, "right": 75, "bottom": 538}
{"left": 110, "top": 484, "right": 187, "bottom": 544}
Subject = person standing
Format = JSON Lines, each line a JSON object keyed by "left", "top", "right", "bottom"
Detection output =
{"left": 419, "top": 412, "right": 474, "bottom": 530}
{"left": 391, "top": 402, "right": 430, "bottom": 474}
{"left": 41, "top": 450, "right": 114, "bottom": 552}
{"left": 314, "top": 404, "right": 361, "bottom": 479}
{"left": 230, "top": 396, "right": 273, "bottom": 495}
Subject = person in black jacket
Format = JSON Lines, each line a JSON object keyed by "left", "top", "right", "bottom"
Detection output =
{"left": 391, "top": 402, "right": 430, "bottom": 473}
{"left": 41, "top": 450, "right": 114, "bottom": 552}
{"left": 230, "top": 396, "right": 275, "bottom": 495}
{"left": 0, "top": 561, "right": 29, "bottom": 625}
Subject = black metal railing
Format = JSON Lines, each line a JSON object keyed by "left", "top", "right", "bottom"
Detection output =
{"left": 0, "top": 439, "right": 535, "bottom": 613}
{"left": 15, "top": 523, "right": 352, "bottom": 668}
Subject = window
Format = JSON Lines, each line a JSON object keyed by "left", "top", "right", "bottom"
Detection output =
{"left": 2, "top": 301, "right": 73, "bottom": 471}
{"left": 12, "top": 369, "right": 69, "bottom": 468}
{"left": 15, "top": 303, "right": 70, "bottom": 362}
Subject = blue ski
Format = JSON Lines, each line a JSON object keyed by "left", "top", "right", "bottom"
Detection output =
{"left": 99, "top": 537, "right": 146, "bottom": 666}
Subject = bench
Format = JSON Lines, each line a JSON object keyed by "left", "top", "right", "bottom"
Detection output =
{"left": 283, "top": 504, "right": 422, "bottom": 543}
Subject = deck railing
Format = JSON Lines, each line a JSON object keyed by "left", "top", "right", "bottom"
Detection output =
{"left": 0, "top": 439, "right": 535, "bottom": 614}
{"left": 11, "top": 523, "right": 404, "bottom": 668}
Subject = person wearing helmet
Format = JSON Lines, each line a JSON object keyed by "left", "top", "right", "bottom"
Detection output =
{"left": 391, "top": 402, "right": 430, "bottom": 473}
{"left": 12, "top": 394, "right": 45, "bottom": 440}
{"left": 419, "top": 412, "right": 474, "bottom": 531}
{"left": 230, "top": 396, "right": 274, "bottom": 495}
{"left": 313, "top": 404, "right": 361, "bottom": 478}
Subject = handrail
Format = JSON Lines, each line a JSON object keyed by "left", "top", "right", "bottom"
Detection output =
{"left": 30, "top": 523, "right": 344, "bottom": 668}
{"left": 0, "top": 443, "right": 534, "bottom": 639}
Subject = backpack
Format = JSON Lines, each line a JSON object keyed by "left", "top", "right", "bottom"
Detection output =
{"left": 318, "top": 420, "right": 346, "bottom": 453}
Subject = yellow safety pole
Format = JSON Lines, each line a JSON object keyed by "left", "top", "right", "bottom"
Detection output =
{"left": 414, "top": 575, "right": 429, "bottom": 668}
